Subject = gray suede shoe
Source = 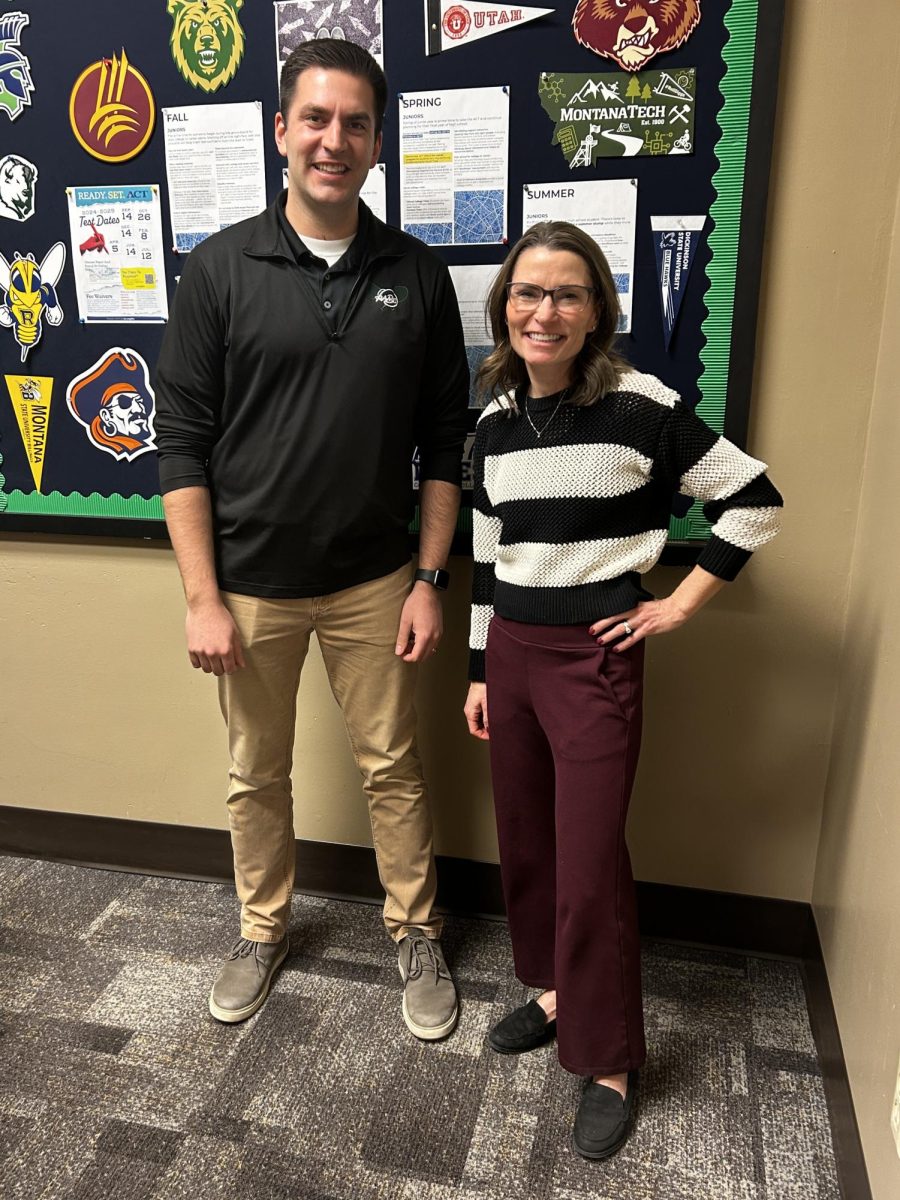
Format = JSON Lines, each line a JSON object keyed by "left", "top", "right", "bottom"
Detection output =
{"left": 208, "top": 935, "right": 288, "bottom": 1023}
{"left": 397, "top": 928, "right": 458, "bottom": 1040}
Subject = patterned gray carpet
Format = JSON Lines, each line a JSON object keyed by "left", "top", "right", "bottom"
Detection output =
{"left": 0, "top": 855, "right": 841, "bottom": 1199}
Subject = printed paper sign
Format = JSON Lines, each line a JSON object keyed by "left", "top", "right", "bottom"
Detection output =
{"left": 449, "top": 263, "right": 499, "bottom": 406}
{"left": 69, "top": 49, "right": 156, "bottom": 163}
{"left": 0, "top": 243, "right": 65, "bottom": 362}
{"left": 425, "top": 1, "right": 552, "bottom": 55}
{"left": 400, "top": 86, "right": 509, "bottom": 246}
{"left": 523, "top": 179, "right": 638, "bottom": 332}
{"left": 539, "top": 68, "right": 696, "bottom": 164}
{"left": 651, "top": 214, "right": 706, "bottom": 350}
{"left": 274, "top": 1, "right": 383, "bottom": 76}
{"left": 573, "top": 0, "right": 702, "bottom": 72}
{"left": 67, "top": 185, "right": 168, "bottom": 323}
{"left": 4, "top": 374, "right": 52, "bottom": 490}
{"left": 162, "top": 101, "right": 266, "bottom": 251}
{"left": 167, "top": 0, "right": 246, "bottom": 92}
{"left": 0, "top": 154, "right": 37, "bottom": 222}
{"left": 0, "top": 11, "right": 34, "bottom": 122}
{"left": 66, "top": 348, "right": 157, "bottom": 462}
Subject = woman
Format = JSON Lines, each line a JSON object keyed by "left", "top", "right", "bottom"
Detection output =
{"left": 463, "top": 222, "right": 782, "bottom": 1160}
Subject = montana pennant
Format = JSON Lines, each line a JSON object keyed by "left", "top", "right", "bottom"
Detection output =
{"left": 5, "top": 374, "right": 53, "bottom": 490}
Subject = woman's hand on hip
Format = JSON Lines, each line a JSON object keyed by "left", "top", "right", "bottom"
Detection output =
{"left": 464, "top": 682, "right": 490, "bottom": 740}
{"left": 589, "top": 597, "right": 690, "bottom": 652}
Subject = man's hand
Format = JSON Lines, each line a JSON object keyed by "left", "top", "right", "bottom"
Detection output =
{"left": 394, "top": 581, "right": 443, "bottom": 662}
{"left": 464, "top": 682, "right": 489, "bottom": 740}
{"left": 186, "top": 599, "right": 246, "bottom": 676}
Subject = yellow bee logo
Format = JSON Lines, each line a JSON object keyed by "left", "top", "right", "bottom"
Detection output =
{"left": 0, "top": 242, "right": 66, "bottom": 361}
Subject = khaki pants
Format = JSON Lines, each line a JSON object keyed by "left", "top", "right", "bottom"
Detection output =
{"left": 218, "top": 563, "right": 440, "bottom": 945}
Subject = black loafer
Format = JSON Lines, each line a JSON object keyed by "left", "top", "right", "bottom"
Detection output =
{"left": 572, "top": 1070, "right": 638, "bottom": 1160}
{"left": 488, "top": 999, "right": 557, "bottom": 1054}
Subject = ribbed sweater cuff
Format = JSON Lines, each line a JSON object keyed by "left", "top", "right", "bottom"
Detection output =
{"left": 468, "top": 649, "right": 486, "bottom": 682}
{"left": 696, "top": 535, "right": 752, "bottom": 582}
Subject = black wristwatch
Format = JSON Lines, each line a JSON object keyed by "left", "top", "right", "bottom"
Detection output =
{"left": 414, "top": 567, "right": 450, "bottom": 591}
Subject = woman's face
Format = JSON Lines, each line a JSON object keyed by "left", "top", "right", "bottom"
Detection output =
{"left": 505, "top": 246, "right": 600, "bottom": 386}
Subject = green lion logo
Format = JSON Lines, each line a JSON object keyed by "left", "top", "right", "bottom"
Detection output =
{"left": 167, "top": 0, "right": 245, "bottom": 93}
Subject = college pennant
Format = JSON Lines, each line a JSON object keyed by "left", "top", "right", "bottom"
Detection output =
{"left": 425, "top": 0, "right": 552, "bottom": 55}
{"left": 5, "top": 374, "right": 53, "bottom": 491}
{"left": 651, "top": 215, "right": 706, "bottom": 350}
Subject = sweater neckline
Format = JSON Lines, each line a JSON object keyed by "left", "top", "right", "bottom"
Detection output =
{"left": 522, "top": 386, "right": 570, "bottom": 413}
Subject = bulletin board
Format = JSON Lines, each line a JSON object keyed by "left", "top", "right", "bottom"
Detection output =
{"left": 0, "top": 0, "right": 784, "bottom": 549}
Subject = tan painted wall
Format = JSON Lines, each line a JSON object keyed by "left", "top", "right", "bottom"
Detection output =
{"left": 3, "top": 2, "right": 900, "bottom": 908}
{"left": 811, "top": 181, "right": 900, "bottom": 1199}
{"left": 3, "top": 1, "right": 899, "bottom": 907}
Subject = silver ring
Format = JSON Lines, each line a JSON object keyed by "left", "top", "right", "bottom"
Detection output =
{"left": 622, "top": 621, "right": 634, "bottom": 636}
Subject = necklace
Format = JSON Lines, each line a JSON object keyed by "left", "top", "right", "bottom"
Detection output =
{"left": 524, "top": 388, "right": 569, "bottom": 438}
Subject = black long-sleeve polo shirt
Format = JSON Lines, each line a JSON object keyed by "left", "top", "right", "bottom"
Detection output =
{"left": 154, "top": 196, "right": 469, "bottom": 597}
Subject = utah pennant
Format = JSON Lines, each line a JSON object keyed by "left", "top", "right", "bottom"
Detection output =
{"left": 425, "top": 1, "right": 552, "bottom": 55}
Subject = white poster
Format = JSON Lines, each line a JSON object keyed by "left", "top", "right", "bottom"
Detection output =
{"left": 280, "top": 161, "right": 386, "bottom": 223}
{"left": 522, "top": 178, "right": 638, "bottom": 332}
{"left": 400, "top": 86, "right": 509, "bottom": 246}
{"left": 66, "top": 185, "right": 168, "bottom": 323}
{"left": 274, "top": 0, "right": 384, "bottom": 78}
{"left": 448, "top": 263, "right": 499, "bottom": 408}
{"left": 425, "top": 1, "right": 553, "bottom": 55}
{"left": 162, "top": 102, "right": 267, "bottom": 252}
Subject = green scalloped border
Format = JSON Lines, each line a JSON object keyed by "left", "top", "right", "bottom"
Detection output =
{"left": 1, "top": 1, "right": 761, "bottom": 535}
{"left": 1, "top": 489, "right": 163, "bottom": 519}
{"left": 669, "top": 0, "right": 760, "bottom": 542}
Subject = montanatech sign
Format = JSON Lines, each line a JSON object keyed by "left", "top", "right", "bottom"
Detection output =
{"left": 539, "top": 68, "right": 696, "bottom": 165}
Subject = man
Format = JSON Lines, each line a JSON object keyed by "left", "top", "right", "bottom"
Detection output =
{"left": 155, "top": 39, "right": 468, "bottom": 1040}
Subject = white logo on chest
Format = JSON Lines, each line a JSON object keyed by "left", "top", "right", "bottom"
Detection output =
{"left": 374, "top": 287, "right": 399, "bottom": 308}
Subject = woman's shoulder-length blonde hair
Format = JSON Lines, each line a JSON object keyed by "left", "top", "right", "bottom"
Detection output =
{"left": 477, "top": 221, "right": 629, "bottom": 410}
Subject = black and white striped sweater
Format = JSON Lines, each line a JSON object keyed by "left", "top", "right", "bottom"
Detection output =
{"left": 468, "top": 371, "right": 783, "bottom": 681}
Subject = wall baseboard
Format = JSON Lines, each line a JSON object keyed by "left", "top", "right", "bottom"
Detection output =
{"left": 0, "top": 804, "right": 870, "bottom": 1199}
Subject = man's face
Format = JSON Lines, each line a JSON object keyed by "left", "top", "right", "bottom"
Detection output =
{"left": 101, "top": 390, "right": 148, "bottom": 437}
{"left": 274, "top": 67, "right": 381, "bottom": 219}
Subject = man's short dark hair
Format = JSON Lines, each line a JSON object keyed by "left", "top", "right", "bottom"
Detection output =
{"left": 279, "top": 39, "right": 387, "bottom": 137}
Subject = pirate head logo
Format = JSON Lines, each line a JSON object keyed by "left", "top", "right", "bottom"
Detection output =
{"left": 0, "top": 11, "right": 34, "bottom": 121}
{"left": 573, "top": 0, "right": 701, "bottom": 71}
{"left": 168, "top": 0, "right": 245, "bottom": 93}
{"left": 66, "top": 348, "right": 157, "bottom": 462}
{"left": 0, "top": 153, "right": 37, "bottom": 222}
{"left": 0, "top": 242, "right": 65, "bottom": 362}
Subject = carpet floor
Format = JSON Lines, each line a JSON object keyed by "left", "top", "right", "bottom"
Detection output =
{"left": 0, "top": 855, "right": 841, "bottom": 1199}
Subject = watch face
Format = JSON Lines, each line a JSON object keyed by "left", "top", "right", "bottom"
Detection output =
{"left": 417, "top": 568, "right": 449, "bottom": 589}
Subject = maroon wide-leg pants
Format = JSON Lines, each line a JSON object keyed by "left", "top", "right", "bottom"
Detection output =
{"left": 486, "top": 615, "right": 646, "bottom": 1076}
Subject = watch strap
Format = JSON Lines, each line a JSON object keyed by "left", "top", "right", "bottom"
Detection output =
{"left": 414, "top": 567, "right": 450, "bottom": 591}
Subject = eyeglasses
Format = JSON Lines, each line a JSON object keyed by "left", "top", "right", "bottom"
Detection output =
{"left": 505, "top": 282, "right": 596, "bottom": 313}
